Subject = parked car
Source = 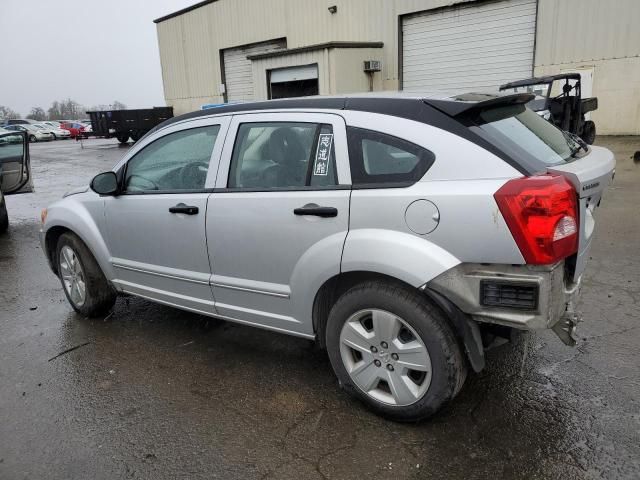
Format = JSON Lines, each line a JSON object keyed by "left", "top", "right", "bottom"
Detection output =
{"left": 5, "top": 124, "right": 53, "bottom": 142}
{"left": 32, "top": 123, "right": 71, "bottom": 140}
{"left": 2, "top": 119, "right": 35, "bottom": 126}
{"left": 42, "top": 121, "right": 62, "bottom": 129}
{"left": 40, "top": 94, "right": 615, "bottom": 421}
{"left": 59, "top": 122, "right": 86, "bottom": 138}
{"left": 0, "top": 130, "right": 32, "bottom": 232}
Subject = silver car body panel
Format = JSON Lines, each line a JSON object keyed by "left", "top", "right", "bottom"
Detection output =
{"left": 104, "top": 115, "right": 231, "bottom": 313}
{"left": 106, "top": 193, "right": 216, "bottom": 313}
{"left": 42, "top": 192, "right": 114, "bottom": 279}
{"left": 208, "top": 112, "right": 350, "bottom": 337}
{"left": 340, "top": 111, "right": 524, "bottom": 284}
{"left": 63, "top": 185, "right": 89, "bottom": 197}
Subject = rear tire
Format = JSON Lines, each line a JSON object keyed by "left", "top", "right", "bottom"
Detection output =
{"left": 116, "top": 134, "right": 130, "bottom": 144}
{"left": 51, "top": 133, "right": 57, "bottom": 140}
{"left": 582, "top": 120, "right": 596, "bottom": 145}
{"left": 326, "top": 280, "right": 467, "bottom": 422}
{"left": 56, "top": 232, "right": 116, "bottom": 317}
{"left": 29, "top": 135, "right": 37, "bottom": 142}
{"left": 0, "top": 197, "right": 8, "bottom": 233}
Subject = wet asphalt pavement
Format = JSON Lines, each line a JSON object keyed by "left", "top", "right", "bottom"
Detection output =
{"left": 0, "top": 137, "right": 639, "bottom": 479}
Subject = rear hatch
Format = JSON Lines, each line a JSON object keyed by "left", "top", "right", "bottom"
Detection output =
{"left": 444, "top": 95, "right": 616, "bottom": 280}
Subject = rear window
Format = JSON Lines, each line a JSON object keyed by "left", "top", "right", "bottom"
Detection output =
{"left": 347, "top": 127, "right": 435, "bottom": 187}
{"left": 471, "top": 104, "right": 585, "bottom": 173}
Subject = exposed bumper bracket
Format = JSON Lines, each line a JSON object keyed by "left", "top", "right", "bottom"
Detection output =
{"left": 552, "top": 303, "right": 580, "bottom": 346}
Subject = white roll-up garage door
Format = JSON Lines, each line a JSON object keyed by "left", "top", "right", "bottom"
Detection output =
{"left": 402, "top": 0, "right": 537, "bottom": 94}
{"left": 223, "top": 39, "right": 286, "bottom": 102}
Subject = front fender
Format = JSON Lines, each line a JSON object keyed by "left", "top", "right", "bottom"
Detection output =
{"left": 341, "top": 229, "right": 460, "bottom": 287}
{"left": 43, "top": 194, "right": 113, "bottom": 280}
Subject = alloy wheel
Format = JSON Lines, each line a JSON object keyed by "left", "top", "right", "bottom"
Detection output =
{"left": 59, "top": 245, "right": 87, "bottom": 307}
{"left": 339, "top": 309, "right": 432, "bottom": 406}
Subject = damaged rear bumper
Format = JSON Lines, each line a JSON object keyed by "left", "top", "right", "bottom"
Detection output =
{"left": 427, "top": 262, "right": 581, "bottom": 345}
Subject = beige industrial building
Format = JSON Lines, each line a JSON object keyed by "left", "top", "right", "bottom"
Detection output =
{"left": 155, "top": 0, "right": 640, "bottom": 134}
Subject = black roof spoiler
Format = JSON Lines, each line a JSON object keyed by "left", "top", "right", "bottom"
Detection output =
{"left": 499, "top": 73, "right": 581, "bottom": 90}
{"left": 424, "top": 93, "right": 535, "bottom": 117}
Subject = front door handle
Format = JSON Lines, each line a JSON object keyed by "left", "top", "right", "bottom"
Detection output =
{"left": 293, "top": 204, "right": 338, "bottom": 218}
{"left": 169, "top": 203, "right": 199, "bottom": 215}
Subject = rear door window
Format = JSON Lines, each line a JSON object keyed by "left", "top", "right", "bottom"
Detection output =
{"left": 228, "top": 122, "right": 337, "bottom": 189}
{"left": 347, "top": 127, "right": 435, "bottom": 186}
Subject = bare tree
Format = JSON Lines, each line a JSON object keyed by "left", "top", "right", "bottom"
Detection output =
{"left": 88, "top": 104, "right": 109, "bottom": 112}
{"left": 88, "top": 101, "right": 127, "bottom": 112}
{"left": 27, "top": 107, "right": 47, "bottom": 121}
{"left": 60, "top": 99, "right": 82, "bottom": 119}
{"left": 48, "top": 99, "right": 84, "bottom": 120}
{"left": 48, "top": 101, "right": 62, "bottom": 120}
{"left": 0, "top": 105, "right": 21, "bottom": 121}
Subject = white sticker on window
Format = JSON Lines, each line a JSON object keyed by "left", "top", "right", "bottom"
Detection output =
{"left": 313, "top": 133, "right": 333, "bottom": 176}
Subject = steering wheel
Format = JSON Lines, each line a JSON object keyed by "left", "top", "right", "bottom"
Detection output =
{"left": 180, "top": 162, "right": 209, "bottom": 189}
{"left": 126, "top": 174, "right": 159, "bottom": 191}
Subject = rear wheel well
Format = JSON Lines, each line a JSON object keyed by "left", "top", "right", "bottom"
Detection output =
{"left": 313, "top": 271, "right": 485, "bottom": 372}
{"left": 45, "top": 226, "right": 72, "bottom": 275}
{"left": 314, "top": 271, "right": 425, "bottom": 349}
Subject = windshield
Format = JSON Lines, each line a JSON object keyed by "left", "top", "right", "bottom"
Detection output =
{"left": 471, "top": 104, "right": 586, "bottom": 172}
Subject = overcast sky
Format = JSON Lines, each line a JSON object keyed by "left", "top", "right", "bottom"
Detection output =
{"left": 0, "top": 0, "right": 197, "bottom": 117}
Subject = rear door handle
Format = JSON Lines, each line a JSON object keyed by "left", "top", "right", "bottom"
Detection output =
{"left": 293, "top": 204, "right": 338, "bottom": 218}
{"left": 169, "top": 203, "right": 199, "bottom": 215}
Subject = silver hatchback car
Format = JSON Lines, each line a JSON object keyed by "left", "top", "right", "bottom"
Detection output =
{"left": 40, "top": 95, "right": 615, "bottom": 421}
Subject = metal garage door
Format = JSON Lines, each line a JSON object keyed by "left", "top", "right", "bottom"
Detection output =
{"left": 223, "top": 39, "right": 286, "bottom": 102}
{"left": 402, "top": 0, "right": 537, "bottom": 94}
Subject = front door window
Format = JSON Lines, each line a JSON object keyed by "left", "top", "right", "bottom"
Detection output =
{"left": 125, "top": 126, "right": 220, "bottom": 192}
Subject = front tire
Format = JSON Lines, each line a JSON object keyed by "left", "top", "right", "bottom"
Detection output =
{"left": 116, "top": 134, "right": 130, "bottom": 144}
{"left": 56, "top": 232, "right": 116, "bottom": 317}
{"left": 51, "top": 133, "right": 57, "bottom": 140}
{"left": 326, "top": 281, "right": 467, "bottom": 422}
{"left": 29, "top": 135, "right": 37, "bottom": 142}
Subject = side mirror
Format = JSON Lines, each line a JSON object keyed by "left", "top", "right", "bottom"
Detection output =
{"left": 90, "top": 171, "right": 119, "bottom": 196}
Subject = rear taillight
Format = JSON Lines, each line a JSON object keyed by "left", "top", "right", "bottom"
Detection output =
{"left": 494, "top": 175, "right": 579, "bottom": 264}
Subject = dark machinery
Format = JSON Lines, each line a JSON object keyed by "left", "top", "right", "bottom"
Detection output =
{"left": 500, "top": 73, "right": 598, "bottom": 144}
{"left": 86, "top": 107, "right": 173, "bottom": 144}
